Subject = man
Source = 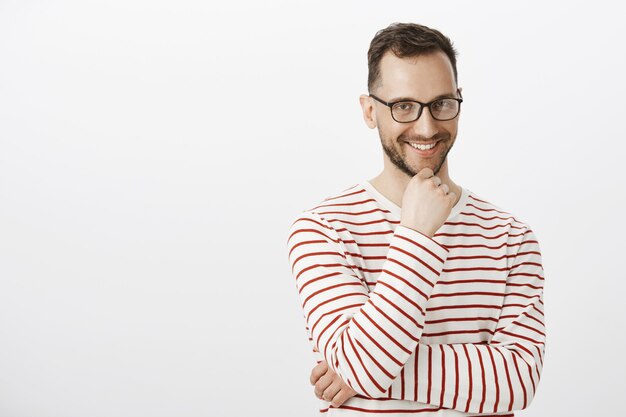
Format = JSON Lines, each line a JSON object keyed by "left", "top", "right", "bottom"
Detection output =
{"left": 286, "top": 22, "right": 545, "bottom": 416}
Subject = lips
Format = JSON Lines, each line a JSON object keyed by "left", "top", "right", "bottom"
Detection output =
{"left": 404, "top": 139, "right": 439, "bottom": 146}
{"left": 405, "top": 140, "right": 440, "bottom": 156}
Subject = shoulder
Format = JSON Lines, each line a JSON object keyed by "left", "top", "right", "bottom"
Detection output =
{"left": 289, "top": 182, "right": 369, "bottom": 224}
{"left": 287, "top": 180, "right": 353, "bottom": 223}
{"left": 304, "top": 182, "right": 367, "bottom": 215}
{"left": 464, "top": 189, "right": 531, "bottom": 229}
{"left": 286, "top": 182, "right": 371, "bottom": 245}
{"left": 463, "top": 189, "right": 541, "bottom": 248}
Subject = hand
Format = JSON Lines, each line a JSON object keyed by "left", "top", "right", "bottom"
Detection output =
{"left": 400, "top": 167, "right": 457, "bottom": 237}
{"left": 310, "top": 360, "right": 357, "bottom": 408}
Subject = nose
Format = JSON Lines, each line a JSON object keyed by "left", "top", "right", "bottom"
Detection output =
{"left": 411, "top": 107, "right": 438, "bottom": 139}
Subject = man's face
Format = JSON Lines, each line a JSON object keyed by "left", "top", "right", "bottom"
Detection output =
{"left": 368, "top": 50, "right": 460, "bottom": 177}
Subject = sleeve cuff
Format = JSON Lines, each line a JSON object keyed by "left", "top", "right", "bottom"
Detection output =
{"left": 393, "top": 224, "right": 450, "bottom": 269}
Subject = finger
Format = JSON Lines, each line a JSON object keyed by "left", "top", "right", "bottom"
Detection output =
{"left": 314, "top": 375, "right": 333, "bottom": 399}
{"left": 431, "top": 175, "right": 442, "bottom": 187}
{"left": 310, "top": 361, "right": 328, "bottom": 385}
{"left": 439, "top": 183, "right": 449, "bottom": 194}
{"left": 417, "top": 167, "right": 434, "bottom": 179}
{"left": 314, "top": 372, "right": 334, "bottom": 398}
{"left": 330, "top": 387, "right": 357, "bottom": 408}
{"left": 447, "top": 190, "right": 457, "bottom": 204}
{"left": 322, "top": 381, "right": 342, "bottom": 402}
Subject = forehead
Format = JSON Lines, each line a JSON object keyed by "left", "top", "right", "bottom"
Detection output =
{"left": 377, "top": 50, "right": 456, "bottom": 100}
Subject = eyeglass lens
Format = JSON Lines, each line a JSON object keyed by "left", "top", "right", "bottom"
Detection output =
{"left": 392, "top": 99, "right": 460, "bottom": 122}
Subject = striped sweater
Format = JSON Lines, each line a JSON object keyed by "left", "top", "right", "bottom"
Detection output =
{"left": 286, "top": 180, "right": 546, "bottom": 416}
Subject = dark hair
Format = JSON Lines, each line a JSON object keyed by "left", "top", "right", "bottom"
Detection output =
{"left": 367, "top": 22, "right": 459, "bottom": 93}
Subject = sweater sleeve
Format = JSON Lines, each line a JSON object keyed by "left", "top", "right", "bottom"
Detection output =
{"left": 286, "top": 212, "right": 450, "bottom": 397}
{"left": 389, "top": 226, "right": 546, "bottom": 414}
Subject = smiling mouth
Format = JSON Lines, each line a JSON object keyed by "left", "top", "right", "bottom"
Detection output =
{"left": 405, "top": 140, "right": 440, "bottom": 151}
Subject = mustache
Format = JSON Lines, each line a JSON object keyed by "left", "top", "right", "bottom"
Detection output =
{"left": 399, "top": 132, "right": 450, "bottom": 142}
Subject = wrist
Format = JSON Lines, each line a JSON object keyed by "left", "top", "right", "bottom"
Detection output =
{"left": 399, "top": 222, "right": 434, "bottom": 238}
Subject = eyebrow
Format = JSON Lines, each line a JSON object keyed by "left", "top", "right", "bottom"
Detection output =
{"left": 388, "top": 92, "right": 457, "bottom": 102}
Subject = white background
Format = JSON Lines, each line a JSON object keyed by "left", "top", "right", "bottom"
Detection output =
{"left": 1, "top": 1, "right": 625, "bottom": 416}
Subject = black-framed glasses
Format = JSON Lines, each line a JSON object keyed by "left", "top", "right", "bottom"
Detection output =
{"left": 369, "top": 90, "right": 463, "bottom": 123}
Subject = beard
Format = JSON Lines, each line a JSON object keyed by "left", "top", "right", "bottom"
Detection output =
{"left": 380, "top": 130, "right": 454, "bottom": 177}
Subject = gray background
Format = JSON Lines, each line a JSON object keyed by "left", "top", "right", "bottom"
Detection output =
{"left": 1, "top": 0, "right": 624, "bottom": 416}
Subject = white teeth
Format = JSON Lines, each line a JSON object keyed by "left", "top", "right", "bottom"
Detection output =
{"left": 409, "top": 142, "right": 436, "bottom": 150}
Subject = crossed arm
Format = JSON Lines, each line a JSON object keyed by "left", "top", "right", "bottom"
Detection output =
{"left": 287, "top": 212, "right": 545, "bottom": 412}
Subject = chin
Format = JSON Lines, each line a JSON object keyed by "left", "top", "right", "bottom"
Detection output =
{"left": 406, "top": 158, "right": 438, "bottom": 170}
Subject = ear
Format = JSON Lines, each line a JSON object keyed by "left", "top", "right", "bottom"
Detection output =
{"left": 359, "top": 94, "right": 377, "bottom": 129}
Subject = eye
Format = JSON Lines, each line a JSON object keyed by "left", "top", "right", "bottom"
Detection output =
{"left": 432, "top": 99, "right": 453, "bottom": 110}
{"left": 394, "top": 102, "right": 416, "bottom": 112}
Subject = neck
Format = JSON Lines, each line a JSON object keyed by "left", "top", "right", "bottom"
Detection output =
{"left": 368, "top": 158, "right": 461, "bottom": 209}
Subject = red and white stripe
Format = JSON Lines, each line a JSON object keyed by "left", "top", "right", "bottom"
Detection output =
{"left": 287, "top": 183, "right": 545, "bottom": 416}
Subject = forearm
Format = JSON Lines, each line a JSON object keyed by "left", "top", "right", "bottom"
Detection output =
{"left": 383, "top": 337, "right": 543, "bottom": 413}
{"left": 289, "top": 214, "right": 450, "bottom": 397}
{"left": 380, "top": 229, "right": 546, "bottom": 413}
{"left": 311, "top": 225, "right": 446, "bottom": 396}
